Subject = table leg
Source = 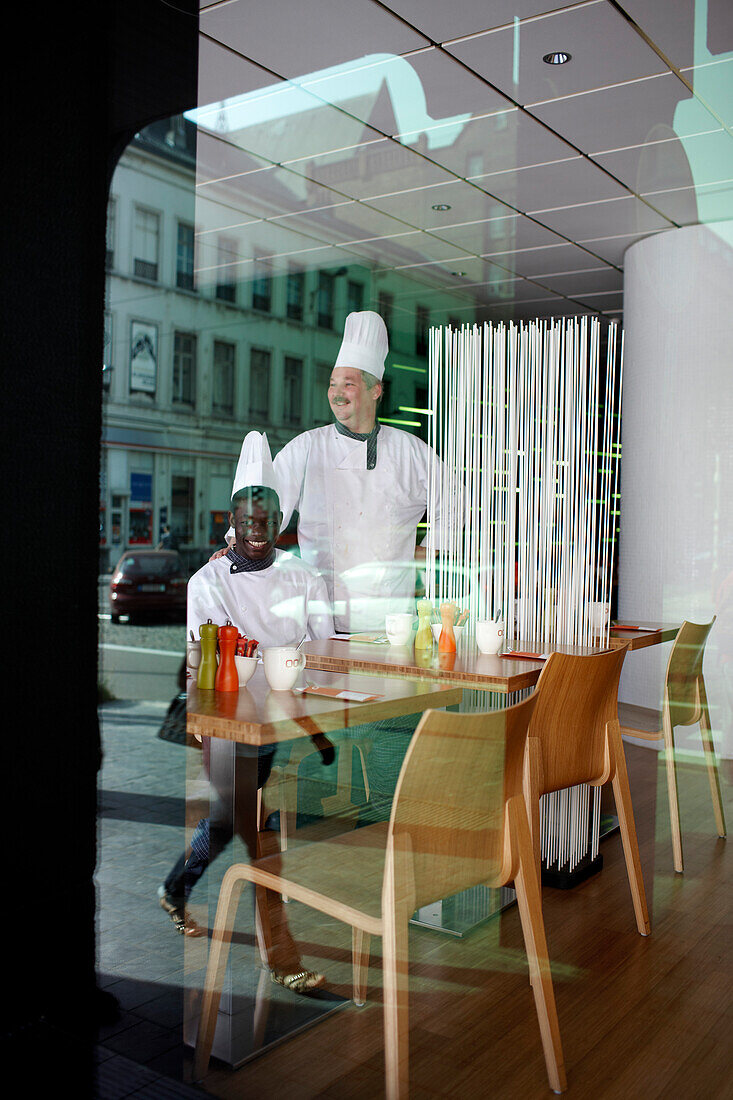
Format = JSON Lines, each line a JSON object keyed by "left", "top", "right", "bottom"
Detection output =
{"left": 184, "top": 737, "right": 347, "bottom": 1071}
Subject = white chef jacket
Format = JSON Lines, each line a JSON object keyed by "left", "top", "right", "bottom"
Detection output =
{"left": 187, "top": 549, "right": 333, "bottom": 647}
{"left": 273, "top": 424, "right": 448, "bottom": 633}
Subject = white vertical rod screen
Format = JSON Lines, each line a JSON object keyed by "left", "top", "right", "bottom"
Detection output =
{"left": 426, "top": 317, "right": 624, "bottom": 872}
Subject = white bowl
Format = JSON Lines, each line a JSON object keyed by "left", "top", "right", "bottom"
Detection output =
{"left": 431, "top": 623, "right": 465, "bottom": 644}
{"left": 234, "top": 654, "right": 258, "bottom": 686}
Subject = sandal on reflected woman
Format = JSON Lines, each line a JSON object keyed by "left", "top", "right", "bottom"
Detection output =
{"left": 271, "top": 969, "right": 326, "bottom": 995}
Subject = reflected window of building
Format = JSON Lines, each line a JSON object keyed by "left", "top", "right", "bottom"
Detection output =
{"left": 416, "top": 305, "right": 429, "bottom": 358}
{"left": 252, "top": 254, "right": 272, "bottom": 312}
{"left": 103, "top": 311, "right": 114, "bottom": 392}
{"left": 133, "top": 206, "right": 160, "bottom": 281}
{"left": 378, "top": 290, "right": 393, "bottom": 343}
{"left": 314, "top": 361, "right": 332, "bottom": 424}
{"left": 283, "top": 356, "right": 303, "bottom": 426}
{"left": 176, "top": 222, "right": 195, "bottom": 291}
{"left": 216, "top": 235, "right": 237, "bottom": 303}
{"left": 317, "top": 271, "right": 334, "bottom": 329}
{"left": 286, "top": 265, "right": 304, "bottom": 321}
{"left": 347, "top": 279, "right": 364, "bottom": 315}
{"left": 249, "top": 347, "right": 271, "bottom": 419}
{"left": 213, "top": 339, "right": 235, "bottom": 416}
{"left": 172, "top": 331, "right": 196, "bottom": 406}
{"left": 106, "top": 197, "right": 116, "bottom": 271}
{"left": 171, "top": 474, "right": 194, "bottom": 545}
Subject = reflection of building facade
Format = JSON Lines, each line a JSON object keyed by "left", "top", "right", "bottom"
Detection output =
{"left": 101, "top": 117, "right": 479, "bottom": 572}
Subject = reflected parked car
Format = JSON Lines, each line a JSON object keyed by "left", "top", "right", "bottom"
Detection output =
{"left": 108, "top": 550, "right": 187, "bottom": 623}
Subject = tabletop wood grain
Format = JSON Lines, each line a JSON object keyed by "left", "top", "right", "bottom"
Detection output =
{"left": 186, "top": 665, "right": 464, "bottom": 747}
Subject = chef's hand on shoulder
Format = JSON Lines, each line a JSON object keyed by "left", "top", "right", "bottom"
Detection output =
{"left": 209, "top": 535, "right": 234, "bottom": 562}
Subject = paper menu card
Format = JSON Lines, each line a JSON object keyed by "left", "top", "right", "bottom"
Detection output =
{"left": 296, "top": 686, "right": 383, "bottom": 702}
{"left": 330, "top": 633, "right": 389, "bottom": 644}
{"left": 500, "top": 650, "right": 551, "bottom": 661}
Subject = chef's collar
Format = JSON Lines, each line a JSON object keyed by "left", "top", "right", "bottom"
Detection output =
{"left": 334, "top": 418, "right": 380, "bottom": 470}
{"left": 227, "top": 546, "right": 275, "bottom": 573}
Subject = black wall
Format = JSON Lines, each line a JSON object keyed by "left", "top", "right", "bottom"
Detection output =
{"left": 2, "top": 1, "right": 198, "bottom": 1085}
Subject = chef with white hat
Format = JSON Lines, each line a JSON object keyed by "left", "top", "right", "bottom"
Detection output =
{"left": 271, "top": 310, "right": 449, "bottom": 633}
{"left": 188, "top": 430, "right": 333, "bottom": 647}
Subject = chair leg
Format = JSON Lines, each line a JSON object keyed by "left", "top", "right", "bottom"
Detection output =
{"left": 193, "top": 866, "right": 247, "bottom": 1080}
{"left": 699, "top": 685, "right": 727, "bottom": 839}
{"left": 510, "top": 800, "right": 566, "bottom": 1094}
{"left": 661, "top": 704, "right": 684, "bottom": 873}
{"left": 352, "top": 926, "right": 371, "bottom": 1006}
{"left": 608, "top": 722, "right": 651, "bottom": 935}
{"left": 382, "top": 907, "right": 410, "bottom": 1100}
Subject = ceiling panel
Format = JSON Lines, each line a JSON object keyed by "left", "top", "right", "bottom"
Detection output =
{"left": 534, "top": 265, "right": 623, "bottom": 295}
{"left": 529, "top": 193, "right": 672, "bottom": 237}
{"left": 591, "top": 128, "right": 726, "bottom": 193}
{"left": 643, "top": 179, "right": 733, "bottom": 225}
{"left": 190, "top": 0, "right": 733, "bottom": 321}
{"left": 200, "top": 0, "right": 428, "bottom": 77}
{"left": 469, "top": 155, "right": 629, "bottom": 210}
{"left": 397, "top": 107, "right": 575, "bottom": 176}
{"left": 530, "top": 72, "right": 696, "bottom": 155}
{"left": 498, "top": 240, "right": 616, "bottom": 275}
{"left": 431, "top": 213, "right": 564, "bottom": 253}
{"left": 378, "top": 0, "right": 562, "bottom": 44}
{"left": 288, "top": 137, "right": 458, "bottom": 199}
{"left": 446, "top": 1, "right": 667, "bottom": 107}
{"left": 576, "top": 228, "right": 671, "bottom": 265}
{"left": 363, "top": 179, "right": 513, "bottom": 226}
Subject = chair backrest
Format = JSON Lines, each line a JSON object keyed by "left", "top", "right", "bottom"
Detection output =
{"left": 528, "top": 646, "right": 628, "bottom": 794}
{"left": 387, "top": 694, "right": 536, "bottom": 911}
{"left": 664, "top": 618, "right": 716, "bottom": 727}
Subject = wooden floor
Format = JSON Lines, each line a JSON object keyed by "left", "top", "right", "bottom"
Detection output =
{"left": 191, "top": 743, "right": 733, "bottom": 1099}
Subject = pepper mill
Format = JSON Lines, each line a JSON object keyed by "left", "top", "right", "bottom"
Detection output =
{"left": 197, "top": 619, "right": 218, "bottom": 690}
{"left": 414, "top": 599, "right": 433, "bottom": 651}
{"left": 438, "top": 602, "right": 457, "bottom": 653}
{"left": 215, "top": 620, "right": 239, "bottom": 692}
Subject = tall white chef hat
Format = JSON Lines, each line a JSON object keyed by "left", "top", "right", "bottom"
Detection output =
{"left": 231, "top": 431, "right": 279, "bottom": 501}
{"left": 333, "top": 310, "right": 389, "bottom": 380}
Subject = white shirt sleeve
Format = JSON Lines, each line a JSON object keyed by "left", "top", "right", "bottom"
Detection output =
{"left": 307, "top": 570, "right": 335, "bottom": 639}
{"left": 273, "top": 434, "right": 309, "bottom": 531}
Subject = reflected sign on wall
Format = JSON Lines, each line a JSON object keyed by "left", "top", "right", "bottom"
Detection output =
{"left": 130, "top": 320, "right": 157, "bottom": 393}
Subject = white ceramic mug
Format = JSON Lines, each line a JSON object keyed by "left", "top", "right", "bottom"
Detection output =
{"left": 431, "top": 623, "right": 465, "bottom": 645}
{"left": 590, "top": 601, "right": 611, "bottom": 633}
{"left": 262, "top": 646, "right": 305, "bottom": 691}
{"left": 476, "top": 619, "right": 505, "bottom": 655}
{"left": 385, "top": 612, "right": 414, "bottom": 646}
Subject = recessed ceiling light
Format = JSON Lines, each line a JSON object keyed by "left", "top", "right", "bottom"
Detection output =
{"left": 450, "top": 271, "right": 467, "bottom": 278}
{"left": 543, "top": 51, "right": 571, "bottom": 65}
{"left": 432, "top": 203, "right": 452, "bottom": 211}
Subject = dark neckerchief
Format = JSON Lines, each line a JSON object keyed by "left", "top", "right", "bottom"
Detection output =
{"left": 227, "top": 546, "right": 276, "bottom": 573}
{"left": 334, "top": 418, "right": 380, "bottom": 470}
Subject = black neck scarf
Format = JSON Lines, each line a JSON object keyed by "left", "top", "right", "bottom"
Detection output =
{"left": 334, "top": 418, "right": 380, "bottom": 470}
{"left": 227, "top": 546, "right": 276, "bottom": 573}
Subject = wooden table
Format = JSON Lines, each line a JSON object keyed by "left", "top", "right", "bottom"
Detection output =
{"left": 304, "top": 637, "right": 598, "bottom": 692}
{"left": 184, "top": 664, "right": 463, "bottom": 1068}
{"left": 187, "top": 666, "right": 463, "bottom": 745}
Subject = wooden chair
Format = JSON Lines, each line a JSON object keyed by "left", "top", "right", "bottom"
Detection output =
{"left": 524, "top": 646, "right": 651, "bottom": 937}
{"left": 194, "top": 695, "right": 567, "bottom": 1096}
{"left": 263, "top": 736, "right": 372, "bottom": 856}
{"left": 618, "top": 618, "right": 726, "bottom": 873}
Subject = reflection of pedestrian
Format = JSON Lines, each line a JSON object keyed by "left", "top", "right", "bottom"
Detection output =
{"left": 156, "top": 524, "right": 176, "bottom": 550}
{"left": 159, "top": 432, "right": 333, "bottom": 994}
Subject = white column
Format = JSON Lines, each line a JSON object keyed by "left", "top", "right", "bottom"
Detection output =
{"left": 619, "top": 223, "right": 733, "bottom": 756}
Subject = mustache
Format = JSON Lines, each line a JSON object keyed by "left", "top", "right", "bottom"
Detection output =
{"left": 331, "top": 396, "right": 348, "bottom": 404}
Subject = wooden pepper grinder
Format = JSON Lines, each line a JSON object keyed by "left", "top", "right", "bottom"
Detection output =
{"left": 197, "top": 619, "right": 219, "bottom": 690}
{"left": 438, "top": 602, "right": 457, "bottom": 653}
{"left": 215, "top": 620, "right": 239, "bottom": 692}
